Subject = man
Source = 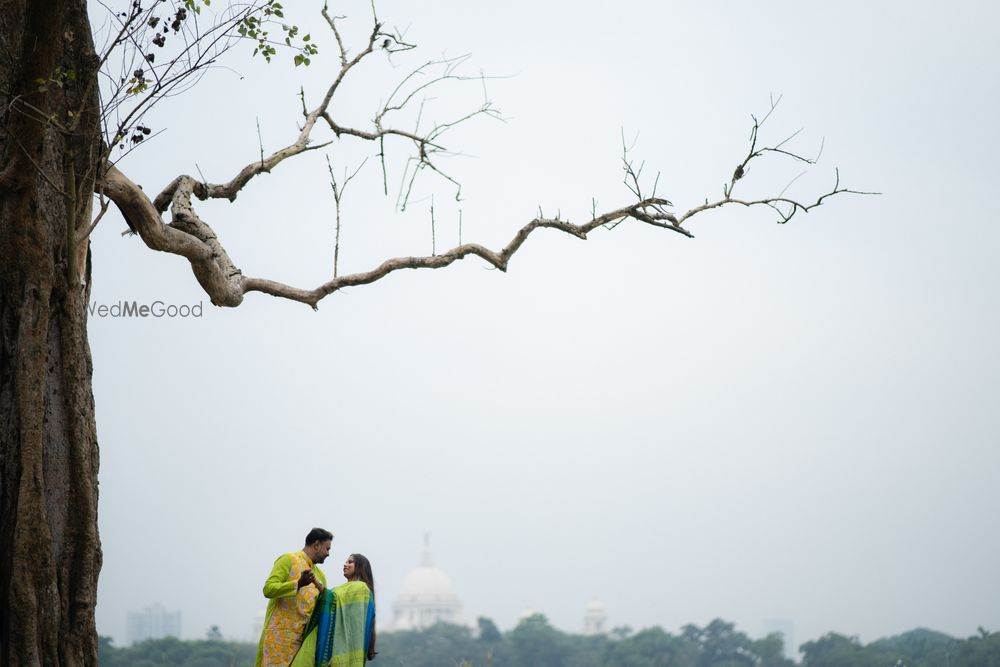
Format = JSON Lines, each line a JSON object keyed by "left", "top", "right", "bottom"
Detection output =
{"left": 255, "top": 528, "right": 333, "bottom": 667}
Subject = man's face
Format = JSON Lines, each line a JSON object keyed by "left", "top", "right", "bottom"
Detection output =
{"left": 313, "top": 539, "right": 332, "bottom": 564}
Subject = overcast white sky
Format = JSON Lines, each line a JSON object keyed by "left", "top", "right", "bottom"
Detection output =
{"left": 88, "top": 0, "right": 1000, "bottom": 653}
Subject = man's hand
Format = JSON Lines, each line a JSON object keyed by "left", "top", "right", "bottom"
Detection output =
{"left": 297, "top": 569, "right": 315, "bottom": 590}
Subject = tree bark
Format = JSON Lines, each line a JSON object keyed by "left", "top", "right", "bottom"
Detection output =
{"left": 0, "top": 0, "right": 103, "bottom": 664}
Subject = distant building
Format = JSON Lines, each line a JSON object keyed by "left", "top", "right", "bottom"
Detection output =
{"left": 392, "top": 536, "right": 464, "bottom": 630}
{"left": 126, "top": 603, "right": 181, "bottom": 645}
{"left": 582, "top": 598, "right": 607, "bottom": 635}
{"left": 762, "top": 618, "right": 796, "bottom": 659}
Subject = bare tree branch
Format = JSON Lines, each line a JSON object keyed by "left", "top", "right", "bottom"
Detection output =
{"left": 94, "top": 5, "right": 872, "bottom": 316}
{"left": 321, "top": 3, "right": 350, "bottom": 68}
{"left": 241, "top": 197, "right": 691, "bottom": 309}
{"left": 76, "top": 194, "right": 110, "bottom": 245}
{"left": 327, "top": 154, "right": 366, "bottom": 278}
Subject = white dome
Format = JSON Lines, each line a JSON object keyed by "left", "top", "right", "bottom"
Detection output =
{"left": 397, "top": 566, "right": 460, "bottom": 603}
{"left": 391, "top": 537, "right": 464, "bottom": 630}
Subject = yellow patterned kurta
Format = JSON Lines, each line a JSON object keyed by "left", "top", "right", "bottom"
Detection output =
{"left": 255, "top": 551, "right": 327, "bottom": 667}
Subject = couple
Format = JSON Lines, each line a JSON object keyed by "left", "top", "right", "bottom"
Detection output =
{"left": 255, "top": 528, "right": 378, "bottom": 667}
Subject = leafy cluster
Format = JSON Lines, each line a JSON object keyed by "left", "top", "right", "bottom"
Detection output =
{"left": 236, "top": 1, "right": 318, "bottom": 65}
{"left": 94, "top": 0, "right": 320, "bottom": 162}
{"left": 799, "top": 627, "right": 1000, "bottom": 667}
{"left": 33, "top": 65, "right": 77, "bottom": 93}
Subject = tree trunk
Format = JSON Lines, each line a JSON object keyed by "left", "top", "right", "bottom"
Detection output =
{"left": 0, "top": 0, "right": 103, "bottom": 664}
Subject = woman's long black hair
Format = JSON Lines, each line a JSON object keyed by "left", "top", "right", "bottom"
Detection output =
{"left": 349, "top": 553, "right": 375, "bottom": 596}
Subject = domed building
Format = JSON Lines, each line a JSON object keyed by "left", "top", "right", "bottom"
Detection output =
{"left": 392, "top": 536, "right": 464, "bottom": 630}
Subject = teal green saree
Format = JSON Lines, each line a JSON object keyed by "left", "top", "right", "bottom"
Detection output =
{"left": 303, "top": 580, "right": 376, "bottom": 667}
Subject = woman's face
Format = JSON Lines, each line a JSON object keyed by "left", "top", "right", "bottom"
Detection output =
{"left": 343, "top": 556, "right": 356, "bottom": 580}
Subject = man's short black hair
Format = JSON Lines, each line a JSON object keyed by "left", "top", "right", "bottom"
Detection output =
{"left": 305, "top": 527, "right": 333, "bottom": 546}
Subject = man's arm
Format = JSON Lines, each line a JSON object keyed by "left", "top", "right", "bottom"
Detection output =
{"left": 262, "top": 554, "right": 301, "bottom": 599}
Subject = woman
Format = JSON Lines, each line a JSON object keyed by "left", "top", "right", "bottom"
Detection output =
{"left": 297, "top": 554, "right": 378, "bottom": 667}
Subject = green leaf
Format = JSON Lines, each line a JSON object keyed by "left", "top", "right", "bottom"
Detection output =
{"left": 303, "top": 34, "right": 310, "bottom": 41}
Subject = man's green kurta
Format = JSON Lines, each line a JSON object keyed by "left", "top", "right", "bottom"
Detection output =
{"left": 255, "top": 551, "right": 327, "bottom": 666}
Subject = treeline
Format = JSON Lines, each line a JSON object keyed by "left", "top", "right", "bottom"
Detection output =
{"left": 98, "top": 635, "right": 255, "bottom": 667}
{"left": 99, "top": 616, "right": 1000, "bottom": 666}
